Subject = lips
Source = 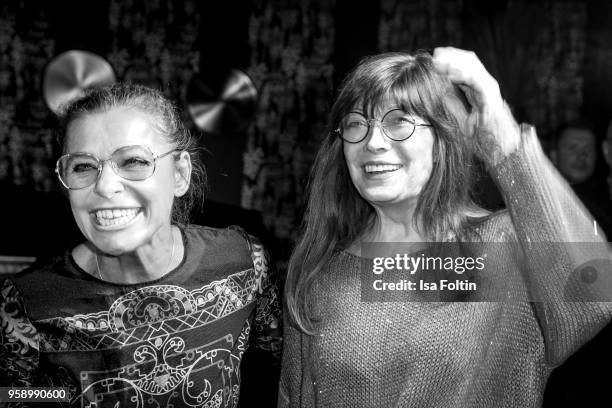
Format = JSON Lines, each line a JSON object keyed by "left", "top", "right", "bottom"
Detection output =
{"left": 92, "top": 208, "right": 141, "bottom": 227}
{"left": 364, "top": 163, "right": 403, "bottom": 174}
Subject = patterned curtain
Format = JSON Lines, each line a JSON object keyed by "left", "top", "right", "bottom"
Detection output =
{"left": 545, "top": 1, "right": 587, "bottom": 138}
{"left": 0, "top": 0, "right": 204, "bottom": 192}
{"left": 0, "top": 2, "right": 56, "bottom": 191}
{"left": 378, "top": 0, "right": 464, "bottom": 52}
{"left": 241, "top": 0, "right": 336, "bottom": 261}
{"left": 107, "top": 0, "right": 201, "bottom": 113}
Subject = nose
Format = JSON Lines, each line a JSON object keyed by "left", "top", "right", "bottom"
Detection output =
{"left": 93, "top": 160, "right": 124, "bottom": 198}
{"left": 365, "top": 121, "right": 391, "bottom": 152}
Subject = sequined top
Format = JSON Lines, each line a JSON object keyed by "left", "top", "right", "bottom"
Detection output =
{"left": 1, "top": 225, "right": 282, "bottom": 407}
{"left": 278, "top": 125, "right": 612, "bottom": 408}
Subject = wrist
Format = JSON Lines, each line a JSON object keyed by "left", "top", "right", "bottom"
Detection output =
{"left": 477, "top": 101, "right": 521, "bottom": 166}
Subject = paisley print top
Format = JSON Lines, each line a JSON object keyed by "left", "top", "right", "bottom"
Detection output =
{"left": 0, "top": 225, "right": 282, "bottom": 407}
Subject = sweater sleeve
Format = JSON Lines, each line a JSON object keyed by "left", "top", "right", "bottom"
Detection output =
{"left": 0, "top": 278, "right": 40, "bottom": 387}
{"left": 278, "top": 320, "right": 305, "bottom": 408}
{"left": 490, "top": 123, "right": 612, "bottom": 366}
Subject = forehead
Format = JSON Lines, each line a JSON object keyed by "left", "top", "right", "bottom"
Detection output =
{"left": 65, "top": 107, "right": 168, "bottom": 154}
{"left": 347, "top": 87, "right": 422, "bottom": 119}
{"left": 349, "top": 100, "right": 409, "bottom": 117}
{"left": 559, "top": 128, "right": 595, "bottom": 146}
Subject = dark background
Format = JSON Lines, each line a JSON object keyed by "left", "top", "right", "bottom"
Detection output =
{"left": 2, "top": 0, "right": 612, "bottom": 252}
{"left": 2, "top": 0, "right": 612, "bottom": 259}
{"left": 1, "top": 1, "right": 612, "bottom": 406}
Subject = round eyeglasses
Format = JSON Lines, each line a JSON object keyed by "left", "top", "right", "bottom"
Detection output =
{"left": 55, "top": 145, "right": 177, "bottom": 190}
{"left": 335, "top": 109, "right": 432, "bottom": 144}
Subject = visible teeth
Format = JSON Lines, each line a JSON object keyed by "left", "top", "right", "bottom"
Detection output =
{"left": 365, "top": 164, "right": 402, "bottom": 173}
{"left": 94, "top": 208, "right": 139, "bottom": 227}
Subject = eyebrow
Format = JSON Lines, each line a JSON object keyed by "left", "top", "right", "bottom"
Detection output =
{"left": 347, "top": 107, "right": 406, "bottom": 116}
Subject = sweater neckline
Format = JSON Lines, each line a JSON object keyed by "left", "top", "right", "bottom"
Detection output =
{"left": 339, "top": 242, "right": 435, "bottom": 261}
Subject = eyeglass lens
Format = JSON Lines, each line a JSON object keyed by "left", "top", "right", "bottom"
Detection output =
{"left": 58, "top": 145, "right": 156, "bottom": 189}
{"left": 340, "top": 110, "right": 416, "bottom": 142}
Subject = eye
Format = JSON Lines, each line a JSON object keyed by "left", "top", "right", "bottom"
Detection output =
{"left": 384, "top": 114, "right": 414, "bottom": 127}
{"left": 342, "top": 112, "right": 368, "bottom": 129}
{"left": 120, "top": 156, "right": 152, "bottom": 168}
{"left": 345, "top": 120, "right": 368, "bottom": 129}
{"left": 72, "top": 162, "right": 98, "bottom": 173}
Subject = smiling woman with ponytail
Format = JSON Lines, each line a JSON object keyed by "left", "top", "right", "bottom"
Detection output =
{"left": 0, "top": 83, "right": 281, "bottom": 408}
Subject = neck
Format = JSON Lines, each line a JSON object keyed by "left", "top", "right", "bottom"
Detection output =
{"left": 365, "top": 202, "right": 425, "bottom": 243}
{"left": 92, "top": 226, "right": 180, "bottom": 284}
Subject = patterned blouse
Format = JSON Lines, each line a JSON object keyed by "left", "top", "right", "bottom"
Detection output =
{"left": 0, "top": 225, "right": 282, "bottom": 407}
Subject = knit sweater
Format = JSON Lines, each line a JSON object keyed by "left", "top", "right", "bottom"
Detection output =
{"left": 278, "top": 125, "right": 612, "bottom": 408}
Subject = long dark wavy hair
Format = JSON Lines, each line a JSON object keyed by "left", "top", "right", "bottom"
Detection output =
{"left": 285, "top": 51, "right": 483, "bottom": 334}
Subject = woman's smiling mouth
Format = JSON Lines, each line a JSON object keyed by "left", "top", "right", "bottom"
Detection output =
{"left": 364, "top": 163, "right": 403, "bottom": 174}
{"left": 92, "top": 208, "right": 141, "bottom": 227}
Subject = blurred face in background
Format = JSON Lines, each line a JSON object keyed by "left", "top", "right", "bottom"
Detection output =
{"left": 604, "top": 122, "right": 612, "bottom": 169}
{"left": 556, "top": 127, "right": 597, "bottom": 184}
{"left": 604, "top": 122, "right": 612, "bottom": 199}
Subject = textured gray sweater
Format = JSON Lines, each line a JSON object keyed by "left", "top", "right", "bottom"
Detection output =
{"left": 279, "top": 125, "right": 612, "bottom": 407}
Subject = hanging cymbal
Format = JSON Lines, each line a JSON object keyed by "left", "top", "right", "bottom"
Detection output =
{"left": 42, "top": 50, "right": 116, "bottom": 115}
{"left": 186, "top": 69, "right": 258, "bottom": 134}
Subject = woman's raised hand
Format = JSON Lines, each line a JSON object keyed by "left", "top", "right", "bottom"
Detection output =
{"left": 432, "top": 46, "right": 521, "bottom": 165}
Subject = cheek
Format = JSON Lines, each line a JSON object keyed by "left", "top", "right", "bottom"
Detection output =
{"left": 68, "top": 191, "right": 88, "bottom": 213}
{"left": 587, "top": 151, "right": 597, "bottom": 162}
{"left": 343, "top": 146, "right": 362, "bottom": 172}
{"left": 559, "top": 150, "right": 573, "bottom": 162}
{"left": 406, "top": 161, "right": 433, "bottom": 194}
{"left": 345, "top": 159, "right": 363, "bottom": 188}
{"left": 144, "top": 175, "right": 178, "bottom": 219}
{"left": 405, "top": 145, "right": 434, "bottom": 179}
{"left": 342, "top": 145, "right": 352, "bottom": 164}
{"left": 67, "top": 192, "right": 93, "bottom": 236}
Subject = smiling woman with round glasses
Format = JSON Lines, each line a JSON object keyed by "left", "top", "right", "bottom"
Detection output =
{"left": 280, "top": 48, "right": 612, "bottom": 407}
{"left": 1, "top": 83, "right": 281, "bottom": 407}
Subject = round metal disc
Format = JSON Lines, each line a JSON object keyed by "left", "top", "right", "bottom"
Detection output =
{"left": 42, "top": 50, "right": 117, "bottom": 115}
{"left": 186, "top": 69, "right": 258, "bottom": 134}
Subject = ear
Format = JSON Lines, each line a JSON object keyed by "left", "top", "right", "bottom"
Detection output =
{"left": 174, "top": 151, "right": 192, "bottom": 197}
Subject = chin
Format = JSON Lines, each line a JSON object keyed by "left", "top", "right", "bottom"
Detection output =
{"left": 568, "top": 174, "right": 590, "bottom": 184}
{"left": 366, "top": 196, "right": 419, "bottom": 207}
{"left": 361, "top": 189, "right": 421, "bottom": 206}
{"left": 86, "top": 230, "right": 144, "bottom": 255}
{"left": 92, "top": 240, "right": 134, "bottom": 256}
